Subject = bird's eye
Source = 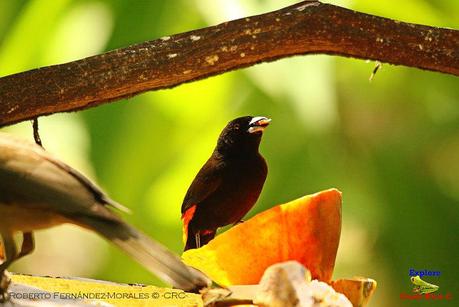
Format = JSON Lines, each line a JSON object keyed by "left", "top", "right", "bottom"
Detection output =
{"left": 234, "top": 124, "right": 240, "bottom": 130}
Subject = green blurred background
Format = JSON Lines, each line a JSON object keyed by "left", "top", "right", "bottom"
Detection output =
{"left": 1, "top": 0, "right": 458, "bottom": 306}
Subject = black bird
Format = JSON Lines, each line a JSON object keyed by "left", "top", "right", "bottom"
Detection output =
{"left": 181, "top": 116, "right": 270, "bottom": 251}
{"left": 0, "top": 133, "right": 210, "bottom": 301}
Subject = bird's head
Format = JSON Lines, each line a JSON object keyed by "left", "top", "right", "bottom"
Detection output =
{"left": 216, "top": 116, "right": 271, "bottom": 155}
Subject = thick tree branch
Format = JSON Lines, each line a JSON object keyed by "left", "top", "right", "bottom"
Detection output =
{"left": 0, "top": 0, "right": 458, "bottom": 127}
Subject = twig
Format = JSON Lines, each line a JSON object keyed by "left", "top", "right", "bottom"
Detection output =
{"left": 369, "top": 61, "right": 382, "bottom": 82}
{"left": 32, "top": 118, "right": 43, "bottom": 147}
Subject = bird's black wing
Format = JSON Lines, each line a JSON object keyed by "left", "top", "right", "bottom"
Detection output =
{"left": 181, "top": 156, "right": 224, "bottom": 215}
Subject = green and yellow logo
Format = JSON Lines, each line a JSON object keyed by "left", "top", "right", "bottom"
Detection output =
{"left": 410, "top": 275, "right": 439, "bottom": 294}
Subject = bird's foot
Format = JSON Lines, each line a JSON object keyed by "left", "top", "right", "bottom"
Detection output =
{"left": 0, "top": 271, "right": 11, "bottom": 303}
{"left": 195, "top": 233, "right": 201, "bottom": 249}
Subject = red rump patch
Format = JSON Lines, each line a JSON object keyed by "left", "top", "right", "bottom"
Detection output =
{"left": 182, "top": 205, "right": 197, "bottom": 244}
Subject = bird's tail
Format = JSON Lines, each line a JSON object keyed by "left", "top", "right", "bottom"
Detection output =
{"left": 75, "top": 216, "right": 210, "bottom": 292}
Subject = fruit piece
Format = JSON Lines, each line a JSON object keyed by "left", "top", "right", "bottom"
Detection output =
{"left": 254, "top": 261, "right": 312, "bottom": 307}
{"left": 182, "top": 189, "right": 342, "bottom": 286}
{"left": 331, "top": 278, "right": 377, "bottom": 307}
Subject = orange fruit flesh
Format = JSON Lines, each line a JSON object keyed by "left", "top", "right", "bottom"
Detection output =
{"left": 182, "top": 188, "right": 342, "bottom": 286}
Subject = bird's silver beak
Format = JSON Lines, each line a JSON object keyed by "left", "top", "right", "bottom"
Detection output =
{"left": 248, "top": 117, "right": 271, "bottom": 134}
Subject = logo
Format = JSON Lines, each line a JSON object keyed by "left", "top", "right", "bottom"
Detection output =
{"left": 410, "top": 275, "right": 438, "bottom": 294}
{"left": 399, "top": 268, "right": 453, "bottom": 301}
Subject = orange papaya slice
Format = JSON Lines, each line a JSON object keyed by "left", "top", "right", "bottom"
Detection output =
{"left": 182, "top": 189, "right": 342, "bottom": 286}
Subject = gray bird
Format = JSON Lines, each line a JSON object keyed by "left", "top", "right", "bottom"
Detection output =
{"left": 0, "top": 132, "right": 210, "bottom": 301}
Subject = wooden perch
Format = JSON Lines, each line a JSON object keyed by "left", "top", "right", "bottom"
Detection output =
{"left": 0, "top": 0, "right": 457, "bottom": 127}
{"left": 7, "top": 274, "right": 202, "bottom": 307}
{"left": 7, "top": 264, "right": 376, "bottom": 306}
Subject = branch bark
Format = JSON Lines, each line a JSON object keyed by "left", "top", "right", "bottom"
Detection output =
{"left": 0, "top": 0, "right": 458, "bottom": 127}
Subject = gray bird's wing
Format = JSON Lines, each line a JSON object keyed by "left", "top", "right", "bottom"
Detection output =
{"left": 0, "top": 132, "right": 211, "bottom": 291}
{"left": 0, "top": 132, "right": 123, "bottom": 220}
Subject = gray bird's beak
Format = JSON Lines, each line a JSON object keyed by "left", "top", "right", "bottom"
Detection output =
{"left": 248, "top": 117, "right": 271, "bottom": 134}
